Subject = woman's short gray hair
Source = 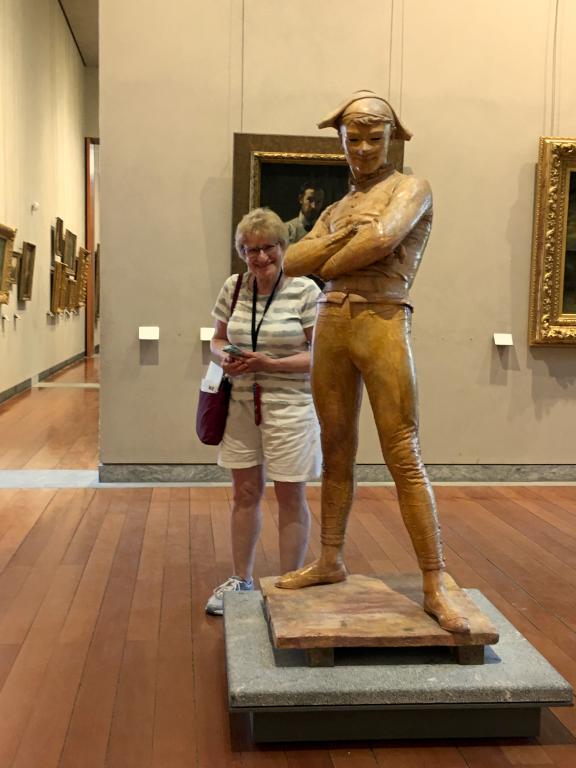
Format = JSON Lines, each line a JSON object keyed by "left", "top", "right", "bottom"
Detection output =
{"left": 235, "top": 207, "right": 289, "bottom": 259}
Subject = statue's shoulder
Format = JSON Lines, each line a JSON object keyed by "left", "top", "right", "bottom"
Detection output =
{"left": 392, "top": 171, "right": 432, "bottom": 201}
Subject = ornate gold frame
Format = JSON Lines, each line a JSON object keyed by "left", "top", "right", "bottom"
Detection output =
{"left": 0, "top": 223, "right": 17, "bottom": 304}
{"left": 231, "top": 133, "right": 404, "bottom": 273}
{"left": 529, "top": 137, "right": 576, "bottom": 345}
{"left": 18, "top": 241, "right": 36, "bottom": 301}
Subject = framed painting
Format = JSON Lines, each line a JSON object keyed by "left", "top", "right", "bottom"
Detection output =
{"left": 62, "top": 272, "right": 73, "bottom": 311}
{"left": 0, "top": 223, "right": 17, "bottom": 304}
{"left": 94, "top": 243, "right": 100, "bottom": 319}
{"left": 18, "top": 241, "right": 36, "bottom": 301}
{"left": 75, "top": 247, "right": 90, "bottom": 307}
{"left": 529, "top": 137, "right": 576, "bottom": 345}
{"left": 69, "top": 275, "right": 79, "bottom": 310}
{"left": 9, "top": 251, "right": 20, "bottom": 286}
{"left": 54, "top": 218, "right": 65, "bottom": 262}
{"left": 63, "top": 229, "right": 77, "bottom": 272}
{"left": 51, "top": 261, "right": 64, "bottom": 314}
{"left": 231, "top": 133, "right": 404, "bottom": 273}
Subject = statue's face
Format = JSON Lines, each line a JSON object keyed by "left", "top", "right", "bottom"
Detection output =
{"left": 340, "top": 119, "right": 393, "bottom": 178}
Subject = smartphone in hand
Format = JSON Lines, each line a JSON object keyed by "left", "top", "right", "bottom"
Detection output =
{"left": 223, "top": 344, "right": 245, "bottom": 358}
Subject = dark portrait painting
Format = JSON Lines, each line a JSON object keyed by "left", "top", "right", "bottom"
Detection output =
{"left": 563, "top": 170, "right": 576, "bottom": 314}
{"left": 260, "top": 162, "right": 349, "bottom": 223}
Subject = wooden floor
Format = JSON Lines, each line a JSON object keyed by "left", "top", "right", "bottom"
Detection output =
{"left": 1, "top": 358, "right": 575, "bottom": 763}
{"left": 0, "top": 358, "right": 99, "bottom": 469}
{"left": 0, "top": 483, "right": 574, "bottom": 767}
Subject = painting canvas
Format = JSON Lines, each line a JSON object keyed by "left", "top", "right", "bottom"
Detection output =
{"left": 562, "top": 170, "right": 576, "bottom": 314}
{"left": 63, "top": 229, "right": 77, "bottom": 271}
{"left": 9, "top": 251, "right": 20, "bottom": 285}
{"left": 18, "top": 242, "right": 36, "bottom": 301}
{"left": 54, "top": 218, "right": 65, "bottom": 262}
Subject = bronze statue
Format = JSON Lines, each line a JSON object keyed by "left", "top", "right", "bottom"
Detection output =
{"left": 276, "top": 90, "right": 469, "bottom": 634}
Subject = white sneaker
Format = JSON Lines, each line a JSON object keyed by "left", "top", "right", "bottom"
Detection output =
{"left": 205, "top": 576, "right": 253, "bottom": 616}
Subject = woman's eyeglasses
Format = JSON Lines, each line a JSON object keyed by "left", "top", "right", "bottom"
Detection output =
{"left": 243, "top": 243, "right": 279, "bottom": 258}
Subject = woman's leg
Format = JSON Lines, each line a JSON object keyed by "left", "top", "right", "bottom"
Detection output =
{"left": 274, "top": 481, "right": 311, "bottom": 573}
{"left": 230, "top": 465, "right": 265, "bottom": 582}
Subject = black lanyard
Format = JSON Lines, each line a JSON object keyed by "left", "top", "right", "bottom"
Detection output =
{"left": 251, "top": 270, "right": 283, "bottom": 351}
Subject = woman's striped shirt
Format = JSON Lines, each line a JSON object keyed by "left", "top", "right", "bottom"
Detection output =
{"left": 212, "top": 273, "right": 320, "bottom": 404}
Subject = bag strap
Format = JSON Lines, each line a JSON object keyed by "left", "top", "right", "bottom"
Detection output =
{"left": 229, "top": 272, "right": 243, "bottom": 316}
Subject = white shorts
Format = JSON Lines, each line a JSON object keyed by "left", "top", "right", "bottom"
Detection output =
{"left": 218, "top": 398, "right": 321, "bottom": 482}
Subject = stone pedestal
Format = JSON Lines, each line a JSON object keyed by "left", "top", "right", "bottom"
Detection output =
{"left": 224, "top": 586, "right": 572, "bottom": 742}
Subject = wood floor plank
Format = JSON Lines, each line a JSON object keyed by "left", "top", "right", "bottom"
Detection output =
{"left": 497, "top": 488, "right": 576, "bottom": 544}
{"left": 106, "top": 489, "right": 168, "bottom": 768}
{"left": 0, "top": 564, "right": 82, "bottom": 767}
{"left": 373, "top": 745, "right": 469, "bottom": 767}
{"left": 62, "top": 487, "right": 114, "bottom": 565}
{"left": 538, "top": 708, "right": 576, "bottom": 768}
{"left": 500, "top": 742, "right": 554, "bottom": 765}
{"left": 0, "top": 489, "right": 56, "bottom": 573}
{"left": 10, "top": 510, "right": 125, "bottom": 768}
{"left": 0, "top": 490, "right": 87, "bottom": 644}
{"left": 0, "top": 643, "right": 20, "bottom": 689}
{"left": 329, "top": 747, "right": 380, "bottom": 767}
{"left": 0, "top": 565, "right": 32, "bottom": 622}
{"left": 59, "top": 489, "right": 150, "bottom": 768}
{"left": 440, "top": 499, "right": 576, "bottom": 624}
{"left": 190, "top": 509, "right": 243, "bottom": 768}
{"left": 286, "top": 751, "right": 335, "bottom": 767}
{"left": 241, "top": 746, "right": 290, "bottom": 767}
{"left": 151, "top": 488, "right": 196, "bottom": 768}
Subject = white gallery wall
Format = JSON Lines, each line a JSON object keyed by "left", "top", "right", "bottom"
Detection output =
{"left": 0, "top": 0, "right": 88, "bottom": 395}
{"left": 100, "top": 0, "right": 576, "bottom": 466}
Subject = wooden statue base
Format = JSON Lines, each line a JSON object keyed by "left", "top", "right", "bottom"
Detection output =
{"left": 260, "top": 573, "right": 499, "bottom": 666}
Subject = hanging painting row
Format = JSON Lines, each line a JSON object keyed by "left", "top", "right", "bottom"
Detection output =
{"left": 0, "top": 217, "right": 99, "bottom": 317}
{"left": 50, "top": 217, "right": 91, "bottom": 314}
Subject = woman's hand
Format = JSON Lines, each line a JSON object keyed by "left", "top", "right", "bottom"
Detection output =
{"left": 236, "top": 351, "right": 274, "bottom": 373}
{"left": 221, "top": 355, "right": 249, "bottom": 377}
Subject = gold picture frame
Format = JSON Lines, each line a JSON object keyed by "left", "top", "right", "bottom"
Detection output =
{"left": 231, "top": 133, "right": 405, "bottom": 273}
{"left": 54, "top": 218, "right": 65, "bottom": 263}
{"left": 529, "top": 137, "right": 576, "bottom": 345}
{"left": 95, "top": 243, "right": 100, "bottom": 319}
{"left": 51, "top": 260, "right": 64, "bottom": 313}
{"left": 0, "top": 223, "right": 17, "bottom": 304}
{"left": 76, "top": 247, "right": 91, "bottom": 307}
{"left": 63, "top": 229, "right": 77, "bottom": 272}
{"left": 18, "top": 241, "right": 36, "bottom": 301}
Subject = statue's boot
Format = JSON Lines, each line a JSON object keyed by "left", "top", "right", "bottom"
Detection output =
{"left": 423, "top": 570, "right": 470, "bottom": 634}
{"left": 277, "top": 474, "right": 352, "bottom": 589}
{"left": 400, "top": 501, "right": 470, "bottom": 634}
{"left": 276, "top": 554, "right": 347, "bottom": 589}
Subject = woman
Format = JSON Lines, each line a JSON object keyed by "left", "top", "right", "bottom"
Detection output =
{"left": 205, "top": 208, "right": 321, "bottom": 615}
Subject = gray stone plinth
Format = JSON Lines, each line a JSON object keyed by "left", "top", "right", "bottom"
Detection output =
{"left": 98, "top": 463, "right": 576, "bottom": 483}
{"left": 99, "top": 463, "right": 230, "bottom": 483}
{"left": 223, "top": 589, "right": 572, "bottom": 741}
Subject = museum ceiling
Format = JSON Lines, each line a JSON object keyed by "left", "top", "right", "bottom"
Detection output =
{"left": 60, "top": 0, "right": 98, "bottom": 66}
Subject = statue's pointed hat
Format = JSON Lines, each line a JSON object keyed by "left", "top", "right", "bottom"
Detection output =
{"left": 317, "top": 90, "right": 412, "bottom": 140}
